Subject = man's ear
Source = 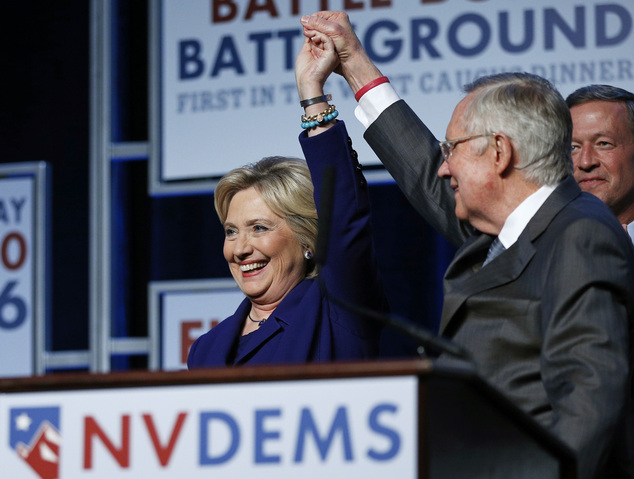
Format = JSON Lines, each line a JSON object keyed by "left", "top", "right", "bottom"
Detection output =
{"left": 493, "top": 132, "right": 514, "bottom": 176}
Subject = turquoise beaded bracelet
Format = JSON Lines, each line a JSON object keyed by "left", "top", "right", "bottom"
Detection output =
{"left": 301, "top": 104, "right": 338, "bottom": 129}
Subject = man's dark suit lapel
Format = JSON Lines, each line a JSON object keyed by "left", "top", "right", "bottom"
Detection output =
{"left": 439, "top": 176, "right": 581, "bottom": 334}
{"left": 440, "top": 234, "right": 536, "bottom": 332}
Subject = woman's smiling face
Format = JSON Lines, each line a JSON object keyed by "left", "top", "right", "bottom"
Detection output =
{"left": 223, "top": 187, "right": 307, "bottom": 307}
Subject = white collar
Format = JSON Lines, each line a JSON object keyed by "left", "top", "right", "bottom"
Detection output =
{"left": 498, "top": 184, "right": 557, "bottom": 248}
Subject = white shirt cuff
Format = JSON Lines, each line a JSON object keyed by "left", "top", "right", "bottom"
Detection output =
{"left": 354, "top": 83, "right": 400, "bottom": 129}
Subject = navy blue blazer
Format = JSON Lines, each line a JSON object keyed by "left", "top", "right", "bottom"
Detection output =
{"left": 187, "top": 121, "right": 386, "bottom": 367}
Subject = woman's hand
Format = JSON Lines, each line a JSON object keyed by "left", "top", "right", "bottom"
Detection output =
{"left": 295, "top": 32, "right": 339, "bottom": 102}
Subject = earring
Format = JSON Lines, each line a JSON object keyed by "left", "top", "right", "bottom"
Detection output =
{"left": 304, "top": 250, "right": 312, "bottom": 260}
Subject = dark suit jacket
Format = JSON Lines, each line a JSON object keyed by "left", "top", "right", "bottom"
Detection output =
{"left": 187, "top": 121, "right": 385, "bottom": 367}
{"left": 365, "top": 100, "right": 634, "bottom": 479}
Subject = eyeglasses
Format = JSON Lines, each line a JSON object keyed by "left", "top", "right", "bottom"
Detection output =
{"left": 439, "top": 134, "right": 494, "bottom": 162}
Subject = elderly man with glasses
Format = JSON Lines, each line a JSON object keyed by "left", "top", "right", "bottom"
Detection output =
{"left": 300, "top": 11, "right": 634, "bottom": 479}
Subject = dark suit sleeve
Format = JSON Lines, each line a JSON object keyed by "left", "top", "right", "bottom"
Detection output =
{"left": 299, "top": 121, "right": 387, "bottom": 335}
{"left": 364, "top": 100, "right": 473, "bottom": 247}
{"left": 539, "top": 218, "right": 633, "bottom": 478}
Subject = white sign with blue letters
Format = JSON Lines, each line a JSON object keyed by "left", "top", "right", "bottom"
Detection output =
{"left": 0, "top": 176, "right": 34, "bottom": 377}
{"left": 0, "top": 375, "right": 417, "bottom": 478}
{"left": 156, "top": 0, "right": 634, "bottom": 191}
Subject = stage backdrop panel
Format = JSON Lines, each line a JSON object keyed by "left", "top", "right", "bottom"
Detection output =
{"left": 149, "top": 279, "right": 243, "bottom": 371}
{"left": 151, "top": 0, "right": 634, "bottom": 193}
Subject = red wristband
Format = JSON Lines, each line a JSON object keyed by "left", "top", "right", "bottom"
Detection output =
{"left": 354, "top": 76, "right": 390, "bottom": 102}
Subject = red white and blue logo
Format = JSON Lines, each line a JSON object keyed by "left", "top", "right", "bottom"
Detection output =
{"left": 9, "top": 407, "right": 61, "bottom": 479}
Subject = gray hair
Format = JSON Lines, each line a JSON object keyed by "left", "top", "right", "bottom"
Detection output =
{"left": 566, "top": 84, "right": 634, "bottom": 137}
{"left": 462, "top": 72, "right": 573, "bottom": 186}
{"left": 214, "top": 156, "right": 319, "bottom": 278}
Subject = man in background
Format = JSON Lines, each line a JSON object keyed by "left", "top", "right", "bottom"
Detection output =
{"left": 566, "top": 84, "right": 634, "bottom": 242}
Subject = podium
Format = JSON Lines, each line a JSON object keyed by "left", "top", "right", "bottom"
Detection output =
{"left": 0, "top": 360, "right": 576, "bottom": 478}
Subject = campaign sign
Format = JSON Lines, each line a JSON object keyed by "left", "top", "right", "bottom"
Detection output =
{"left": 0, "top": 376, "right": 417, "bottom": 478}
{"left": 153, "top": 0, "right": 634, "bottom": 192}
{"left": 0, "top": 173, "right": 36, "bottom": 377}
{"left": 149, "top": 279, "right": 243, "bottom": 371}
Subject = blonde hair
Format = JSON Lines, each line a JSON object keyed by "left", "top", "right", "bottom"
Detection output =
{"left": 214, "top": 157, "right": 319, "bottom": 278}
